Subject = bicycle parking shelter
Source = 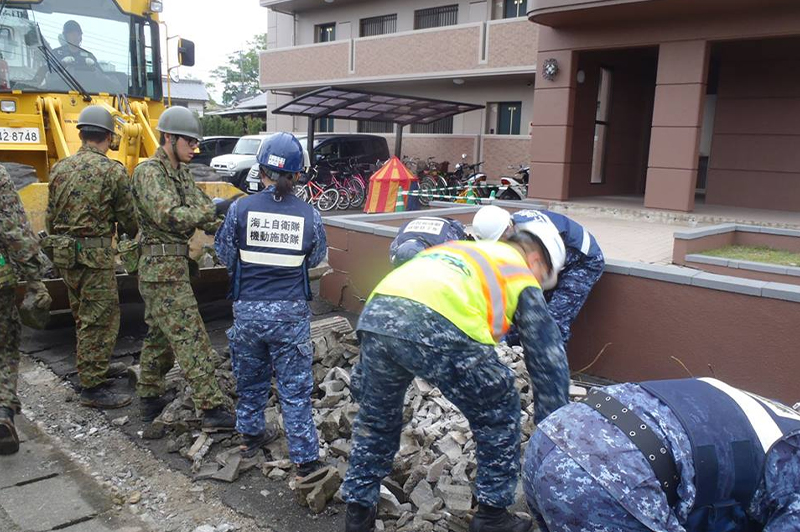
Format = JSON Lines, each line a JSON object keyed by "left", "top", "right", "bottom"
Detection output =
{"left": 271, "top": 86, "right": 484, "bottom": 165}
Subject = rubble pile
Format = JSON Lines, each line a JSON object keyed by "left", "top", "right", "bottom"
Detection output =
{"left": 143, "top": 316, "right": 548, "bottom": 530}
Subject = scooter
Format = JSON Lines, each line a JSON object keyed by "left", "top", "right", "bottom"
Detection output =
{"left": 497, "top": 164, "right": 529, "bottom": 200}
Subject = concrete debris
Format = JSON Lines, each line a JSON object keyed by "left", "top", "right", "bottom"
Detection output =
{"left": 294, "top": 465, "right": 342, "bottom": 514}
{"left": 111, "top": 415, "right": 129, "bottom": 427}
{"left": 143, "top": 314, "right": 555, "bottom": 519}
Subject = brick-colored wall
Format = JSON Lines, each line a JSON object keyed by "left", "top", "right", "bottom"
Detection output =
{"left": 486, "top": 20, "right": 539, "bottom": 69}
{"left": 482, "top": 136, "right": 532, "bottom": 181}
{"left": 260, "top": 42, "right": 350, "bottom": 84}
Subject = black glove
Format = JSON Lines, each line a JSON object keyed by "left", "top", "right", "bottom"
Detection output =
{"left": 214, "top": 198, "right": 236, "bottom": 217}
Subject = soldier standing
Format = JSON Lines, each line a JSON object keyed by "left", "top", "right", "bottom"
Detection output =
{"left": 131, "top": 106, "right": 236, "bottom": 430}
{"left": 0, "top": 165, "right": 52, "bottom": 454}
{"left": 46, "top": 106, "right": 138, "bottom": 409}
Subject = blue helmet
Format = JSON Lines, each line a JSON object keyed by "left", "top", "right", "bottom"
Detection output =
{"left": 257, "top": 132, "right": 304, "bottom": 174}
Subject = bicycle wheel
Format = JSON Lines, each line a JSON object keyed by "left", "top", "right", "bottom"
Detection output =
{"left": 294, "top": 184, "right": 310, "bottom": 203}
{"left": 316, "top": 188, "right": 339, "bottom": 212}
{"left": 348, "top": 179, "right": 366, "bottom": 208}
{"left": 336, "top": 187, "right": 351, "bottom": 210}
{"left": 418, "top": 176, "right": 437, "bottom": 207}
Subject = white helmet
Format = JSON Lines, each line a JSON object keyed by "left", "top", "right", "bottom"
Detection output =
{"left": 472, "top": 205, "right": 512, "bottom": 241}
{"left": 514, "top": 218, "right": 566, "bottom": 290}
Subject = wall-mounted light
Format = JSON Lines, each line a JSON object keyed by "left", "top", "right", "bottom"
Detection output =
{"left": 542, "top": 58, "right": 559, "bottom": 81}
{"left": 453, "top": 78, "right": 465, "bottom": 85}
{"left": 576, "top": 70, "right": 586, "bottom": 84}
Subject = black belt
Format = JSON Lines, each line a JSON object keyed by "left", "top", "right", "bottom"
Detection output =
{"left": 580, "top": 389, "right": 681, "bottom": 506}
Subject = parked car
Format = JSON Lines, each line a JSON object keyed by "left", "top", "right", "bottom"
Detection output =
{"left": 210, "top": 134, "right": 269, "bottom": 189}
{"left": 193, "top": 136, "right": 239, "bottom": 166}
{"left": 243, "top": 134, "right": 390, "bottom": 194}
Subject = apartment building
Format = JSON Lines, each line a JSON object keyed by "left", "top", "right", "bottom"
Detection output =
{"left": 528, "top": 0, "right": 800, "bottom": 212}
{"left": 258, "top": 0, "right": 538, "bottom": 180}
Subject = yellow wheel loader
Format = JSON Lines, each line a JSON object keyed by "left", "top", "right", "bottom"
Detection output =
{"left": 0, "top": 0, "right": 241, "bottom": 311}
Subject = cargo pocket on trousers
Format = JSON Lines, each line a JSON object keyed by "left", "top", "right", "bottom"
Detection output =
{"left": 82, "top": 287, "right": 118, "bottom": 327}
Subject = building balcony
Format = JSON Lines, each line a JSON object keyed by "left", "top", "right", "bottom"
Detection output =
{"left": 260, "top": 18, "right": 538, "bottom": 90}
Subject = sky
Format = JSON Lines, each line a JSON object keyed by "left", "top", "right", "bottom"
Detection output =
{"left": 160, "top": 0, "right": 269, "bottom": 102}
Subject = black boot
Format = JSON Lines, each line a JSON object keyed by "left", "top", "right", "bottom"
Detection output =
{"left": 469, "top": 504, "right": 533, "bottom": 532}
{"left": 140, "top": 396, "right": 171, "bottom": 423}
{"left": 0, "top": 407, "right": 19, "bottom": 455}
{"left": 240, "top": 425, "right": 279, "bottom": 459}
{"left": 201, "top": 406, "right": 236, "bottom": 432}
{"left": 80, "top": 383, "right": 132, "bottom": 409}
{"left": 345, "top": 503, "right": 377, "bottom": 532}
{"left": 106, "top": 361, "right": 128, "bottom": 379}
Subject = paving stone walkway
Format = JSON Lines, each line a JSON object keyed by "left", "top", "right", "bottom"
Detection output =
{"left": 0, "top": 416, "right": 148, "bottom": 532}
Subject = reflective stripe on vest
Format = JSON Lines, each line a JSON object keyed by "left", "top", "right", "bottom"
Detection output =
{"left": 445, "top": 242, "right": 507, "bottom": 341}
{"left": 239, "top": 249, "right": 306, "bottom": 268}
{"left": 698, "top": 377, "right": 785, "bottom": 452}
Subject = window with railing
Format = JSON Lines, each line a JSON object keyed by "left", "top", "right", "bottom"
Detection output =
{"left": 504, "top": 0, "right": 526, "bottom": 18}
{"left": 411, "top": 117, "right": 454, "bottom": 134}
{"left": 357, "top": 120, "right": 394, "bottom": 133}
{"left": 495, "top": 102, "right": 522, "bottom": 135}
{"left": 360, "top": 14, "right": 398, "bottom": 37}
{"left": 414, "top": 5, "right": 458, "bottom": 30}
{"left": 315, "top": 22, "right": 336, "bottom": 43}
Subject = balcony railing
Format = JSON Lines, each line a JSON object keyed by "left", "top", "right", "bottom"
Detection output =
{"left": 260, "top": 18, "right": 538, "bottom": 89}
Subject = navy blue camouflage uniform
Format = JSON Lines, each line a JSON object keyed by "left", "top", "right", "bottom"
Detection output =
{"left": 523, "top": 380, "right": 800, "bottom": 532}
{"left": 512, "top": 209, "right": 604, "bottom": 345}
{"left": 215, "top": 186, "right": 327, "bottom": 465}
{"left": 342, "top": 287, "right": 568, "bottom": 509}
{"left": 389, "top": 217, "right": 467, "bottom": 267}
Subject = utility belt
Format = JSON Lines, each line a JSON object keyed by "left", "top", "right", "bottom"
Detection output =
{"left": 75, "top": 236, "right": 114, "bottom": 249}
{"left": 579, "top": 388, "right": 681, "bottom": 506}
{"left": 41, "top": 234, "right": 114, "bottom": 269}
{"left": 140, "top": 243, "right": 190, "bottom": 257}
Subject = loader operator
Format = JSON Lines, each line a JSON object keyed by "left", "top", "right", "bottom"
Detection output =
{"left": 52, "top": 20, "right": 99, "bottom": 70}
{"left": 523, "top": 377, "right": 800, "bottom": 532}
{"left": 389, "top": 216, "right": 467, "bottom": 267}
{"left": 341, "top": 225, "right": 570, "bottom": 532}
{"left": 215, "top": 132, "right": 328, "bottom": 479}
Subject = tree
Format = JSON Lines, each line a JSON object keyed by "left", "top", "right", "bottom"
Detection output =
{"left": 199, "top": 115, "right": 264, "bottom": 136}
{"left": 209, "top": 34, "right": 267, "bottom": 106}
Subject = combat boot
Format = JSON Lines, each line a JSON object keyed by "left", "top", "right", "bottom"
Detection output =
{"left": 469, "top": 505, "right": 533, "bottom": 532}
{"left": 80, "top": 383, "right": 132, "bottom": 409}
{"left": 201, "top": 406, "right": 236, "bottom": 432}
{"left": 0, "top": 407, "right": 19, "bottom": 455}
{"left": 140, "top": 395, "right": 172, "bottom": 423}
{"left": 106, "top": 361, "right": 128, "bottom": 379}
{"left": 344, "top": 503, "right": 377, "bottom": 532}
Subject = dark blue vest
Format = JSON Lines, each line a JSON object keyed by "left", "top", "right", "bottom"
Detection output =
{"left": 232, "top": 190, "right": 316, "bottom": 301}
{"left": 640, "top": 378, "right": 800, "bottom": 532}
{"left": 512, "top": 209, "right": 602, "bottom": 259}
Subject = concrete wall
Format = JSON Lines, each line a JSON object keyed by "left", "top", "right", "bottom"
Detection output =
{"left": 705, "top": 38, "right": 800, "bottom": 211}
{"left": 320, "top": 206, "right": 800, "bottom": 404}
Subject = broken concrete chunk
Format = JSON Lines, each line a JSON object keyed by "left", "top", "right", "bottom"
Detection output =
{"left": 378, "top": 485, "right": 403, "bottom": 518}
{"left": 329, "top": 438, "right": 351, "bottom": 458}
{"left": 436, "top": 484, "right": 473, "bottom": 512}
{"left": 436, "top": 433, "right": 462, "bottom": 462}
{"left": 212, "top": 453, "right": 242, "bottom": 483}
{"left": 426, "top": 454, "right": 448, "bottom": 484}
{"left": 295, "top": 466, "right": 342, "bottom": 514}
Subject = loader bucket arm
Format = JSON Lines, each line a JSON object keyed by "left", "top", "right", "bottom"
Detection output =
{"left": 40, "top": 96, "right": 71, "bottom": 161}
{"left": 131, "top": 101, "right": 158, "bottom": 157}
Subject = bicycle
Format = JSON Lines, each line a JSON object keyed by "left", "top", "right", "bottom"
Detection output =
{"left": 294, "top": 169, "right": 339, "bottom": 212}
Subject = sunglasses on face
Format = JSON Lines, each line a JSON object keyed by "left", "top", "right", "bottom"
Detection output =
{"left": 179, "top": 135, "right": 199, "bottom": 147}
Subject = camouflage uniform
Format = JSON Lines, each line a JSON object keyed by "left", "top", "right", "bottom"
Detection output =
{"left": 46, "top": 145, "right": 138, "bottom": 389}
{"left": 512, "top": 210, "right": 605, "bottom": 345}
{"left": 0, "top": 166, "right": 48, "bottom": 412}
{"left": 342, "top": 291, "right": 568, "bottom": 509}
{"left": 215, "top": 195, "right": 328, "bottom": 463}
{"left": 523, "top": 382, "right": 800, "bottom": 532}
{"left": 131, "top": 147, "right": 226, "bottom": 410}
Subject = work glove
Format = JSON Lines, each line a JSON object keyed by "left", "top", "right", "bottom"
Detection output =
{"left": 213, "top": 195, "right": 242, "bottom": 217}
{"left": 61, "top": 56, "right": 76, "bottom": 65}
{"left": 19, "top": 280, "right": 52, "bottom": 329}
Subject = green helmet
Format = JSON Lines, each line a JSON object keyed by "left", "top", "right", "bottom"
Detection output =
{"left": 77, "top": 106, "right": 114, "bottom": 134}
{"left": 157, "top": 106, "right": 203, "bottom": 141}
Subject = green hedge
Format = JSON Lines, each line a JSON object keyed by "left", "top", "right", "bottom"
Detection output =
{"left": 200, "top": 115, "right": 264, "bottom": 137}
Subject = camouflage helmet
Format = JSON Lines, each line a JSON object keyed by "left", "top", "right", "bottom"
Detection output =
{"left": 157, "top": 106, "right": 203, "bottom": 141}
{"left": 77, "top": 106, "right": 114, "bottom": 134}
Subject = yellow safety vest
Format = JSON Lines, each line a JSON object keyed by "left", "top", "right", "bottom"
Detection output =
{"left": 370, "top": 240, "right": 541, "bottom": 345}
